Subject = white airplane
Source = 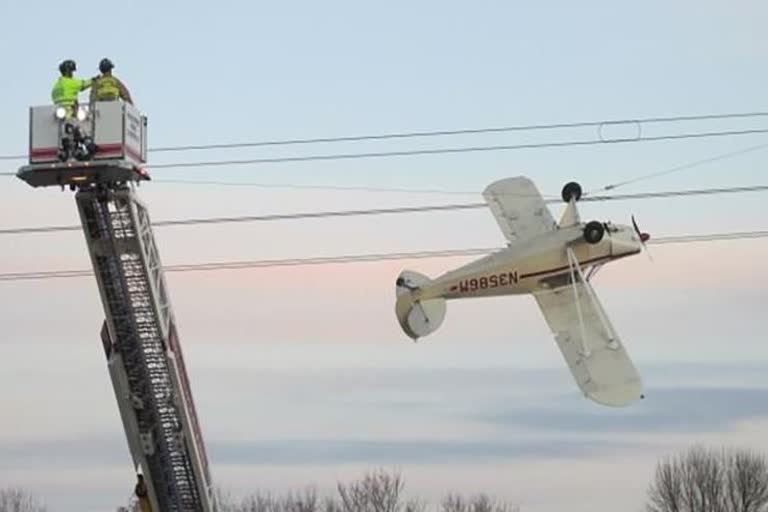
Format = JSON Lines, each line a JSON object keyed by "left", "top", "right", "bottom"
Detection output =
{"left": 395, "top": 176, "right": 650, "bottom": 407}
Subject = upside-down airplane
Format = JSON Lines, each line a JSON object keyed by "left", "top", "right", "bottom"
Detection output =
{"left": 395, "top": 176, "right": 650, "bottom": 407}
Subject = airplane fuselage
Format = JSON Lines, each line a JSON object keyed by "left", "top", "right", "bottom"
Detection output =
{"left": 416, "top": 223, "right": 642, "bottom": 301}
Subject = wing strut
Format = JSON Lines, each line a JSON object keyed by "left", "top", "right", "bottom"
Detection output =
{"left": 566, "top": 247, "right": 619, "bottom": 351}
{"left": 565, "top": 247, "right": 591, "bottom": 358}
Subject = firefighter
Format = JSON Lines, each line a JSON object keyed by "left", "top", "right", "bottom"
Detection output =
{"left": 51, "top": 59, "right": 94, "bottom": 116}
{"left": 91, "top": 58, "right": 133, "bottom": 104}
{"left": 134, "top": 474, "right": 152, "bottom": 512}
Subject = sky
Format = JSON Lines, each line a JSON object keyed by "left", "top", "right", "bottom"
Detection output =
{"left": 1, "top": 1, "right": 768, "bottom": 511}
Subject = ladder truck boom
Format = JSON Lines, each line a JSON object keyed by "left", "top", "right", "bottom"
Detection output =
{"left": 18, "top": 103, "right": 216, "bottom": 512}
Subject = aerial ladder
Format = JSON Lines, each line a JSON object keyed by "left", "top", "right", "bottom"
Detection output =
{"left": 17, "top": 102, "right": 216, "bottom": 512}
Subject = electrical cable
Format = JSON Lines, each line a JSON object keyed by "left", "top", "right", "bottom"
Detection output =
{"left": 1, "top": 184, "right": 766, "bottom": 236}
{"left": 1, "top": 230, "right": 765, "bottom": 282}
{"left": 2, "top": 110, "right": 768, "bottom": 161}
{"left": 145, "top": 128, "right": 768, "bottom": 170}
{"left": 595, "top": 142, "right": 768, "bottom": 192}
{"left": 150, "top": 179, "right": 488, "bottom": 195}
{"left": 140, "top": 141, "right": 768, "bottom": 196}
{"left": 4, "top": 126, "right": 768, "bottom": 178}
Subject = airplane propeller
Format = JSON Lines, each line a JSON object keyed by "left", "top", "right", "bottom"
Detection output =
{"left": 631, "top": 215, "right": 652, "bottom": 261}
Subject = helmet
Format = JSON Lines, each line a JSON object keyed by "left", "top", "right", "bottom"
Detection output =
{"left": 99, "top": 58, "right": 114, "bottom": 73}
{"left": 59, "top": 59, "right": 76, "bottom": 75}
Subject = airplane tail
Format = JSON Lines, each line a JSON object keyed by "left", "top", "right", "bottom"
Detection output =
{"left": 395, "top": 270, "right": 447, "bottom": 340}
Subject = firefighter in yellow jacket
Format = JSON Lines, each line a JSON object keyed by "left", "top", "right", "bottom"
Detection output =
{"left": 51, "top": 59, "right": 93, "bottom": 116}
{"left": 91, "top": 58, "right": 133, "bottom": 104}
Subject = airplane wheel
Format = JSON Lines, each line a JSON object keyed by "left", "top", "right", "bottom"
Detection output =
{"left": 584, "top": 221, "right": 605, "bottom": 244}
{"left": 561, "top": 182, "right": 582, "bottom": 203}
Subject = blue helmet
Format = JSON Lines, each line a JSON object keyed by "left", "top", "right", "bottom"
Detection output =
{"left": 59, "top": 59, "right": 76, "bottom": 75}
{"left": 99, "top": 58, "right": 114, "bottom": 73}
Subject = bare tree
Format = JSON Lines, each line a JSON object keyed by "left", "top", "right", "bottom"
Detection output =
{"left": 647, "top": 446, "right": 768, "bottom": 512}
{"left": 337, "top": 470, "right": 413, "bottom": 512}
{"left": 209, "top": 472, "right": 520, "bottom": 512}
{"left": 0, "top": 488, "right": 46, "bottom": 512}
{"left": 402, "top": 498, "right": 425, "bottom": 512}
{"left": 442, "top": 493, "right": 467, "bottom": 512}
{"left": 118, "top": 496, "right": 142, "bottom": 512}
{"left": 235, "top": 493, "right": 282, "bottom": 512}
{"left": 283, "top": 488, "right": 319, "bottom": 512}
{"left": 322, "top": 496, "right": 344, "bottom": 512}
{"left": 218, "top": 487, "right": 320, "bottom": 512}
{"left": 724, "top": 450, "right": 768, "bottom": 512}
{"left": 441, "top": 493, "right": 519, "bottom": 512}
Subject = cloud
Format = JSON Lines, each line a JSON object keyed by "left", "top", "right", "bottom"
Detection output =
{"left": 0, "top": 435, "right": 638, "bottom": 470}
{"left": 0, "top": 436, "right": 129, "bottom": 470}
{"left": 207, "top": 438, "right": 641, "bottom": 466}
{"left": 7, "top": 384, "right": 768, "bottom": 471}
{"left": 481, "top": 387, "right": 768, "bottom": 433}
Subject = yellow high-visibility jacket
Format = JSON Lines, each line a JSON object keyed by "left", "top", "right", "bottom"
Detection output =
{"left": 91, "top": 74, "right": 133, "bottom": 104}
{"left": 51, "top": 76, "right": 92, "bottom": 108}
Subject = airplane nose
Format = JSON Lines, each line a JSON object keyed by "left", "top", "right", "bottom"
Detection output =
{"left": 640, "top": 232, "right": 650, "bottom": 243}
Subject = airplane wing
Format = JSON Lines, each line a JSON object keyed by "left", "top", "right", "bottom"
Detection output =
{"left": 483, "top": 176, "right": 556, "bottom": 243}
{"left": 533, "top": 280, "right": 643, "bottom": 407}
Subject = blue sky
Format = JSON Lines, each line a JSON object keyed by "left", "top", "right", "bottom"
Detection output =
{"left": 1, "top": 1, "right": 768, "bottom": 511}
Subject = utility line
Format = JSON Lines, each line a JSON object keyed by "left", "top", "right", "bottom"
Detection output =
{"left": 596, "top": 142, "right": 768, "bottom": 192}
{"left": 1, "top": 230, "right": 765, "bottom": 282}
{"left": 1, "top": 184, "right": 766, "bottom": 236}
{"left": 577, "top": 184, "right": 768, "bottom": 202}
{"left": 146, "top": 128, "right": 768, "bottom": 170}
{"left": 4, "top": 127, "right": 765, "bottom": 175}
{"left": 0, "top": 203, "right": 487, "bottom": 235}
{"left": 2, "top": 110, "right": 768, "bottom": 162}
{"left": 150, "top": 179, "right": 488, "bottom": 195}
{"left": 135, "top": 112, "right": 768, "bottom": 153}
{"left": 3, "top": 125, "right": 768, "bottom": 182}
{"left": 140, "top": 141, "right": 768, "bottom": 195}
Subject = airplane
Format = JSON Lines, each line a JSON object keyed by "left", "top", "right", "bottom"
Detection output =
{"left": 394, "top": 176, "right": 650, "bottom": 407}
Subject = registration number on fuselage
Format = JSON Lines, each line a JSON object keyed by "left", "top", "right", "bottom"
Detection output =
{"left": 455, "top": 271, "right": 519, "bottom": 293}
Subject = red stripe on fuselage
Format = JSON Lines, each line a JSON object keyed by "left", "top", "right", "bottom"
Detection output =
{"left": 520, "top": 251, "right": 639, "bottom": 280}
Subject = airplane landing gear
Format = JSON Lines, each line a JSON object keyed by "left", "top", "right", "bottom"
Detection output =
{"left": 561, "top": 181, "right": 582, "bottom": 203}
{"left": 584, "top": 220, "right": 605, "bottom": 244}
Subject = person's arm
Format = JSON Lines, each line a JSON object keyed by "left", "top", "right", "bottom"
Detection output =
{"left": 51, "top": 79, "right": 63, "bottom": 103}
{"left": 116, "top": 77, "right": 133, "bottom": 105}
{"left": 80, "top": 78, "right": 94, "bottom": 91}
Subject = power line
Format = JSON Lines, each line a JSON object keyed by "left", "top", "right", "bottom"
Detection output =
{"left": 146, "top": 128, "right": 768, "bottom": 170}
{"left": 4, "top": 123, "right": 768, "bottom": 184}
{"left": 1, "top": 184, "right": 766, "bottom": 236}
{"left": 5, "top": 126, "right": 766, "bottom": 176}
{"left": 1, "top": 230, "right": 765, "bottom": 282}
{"left": 138, "top": 141, "right": 768, "bottom": 195}
{"left": 150, "top": 179, "right": 488, "bottom": 195}
{"left": 596, "top": 142, "right": 768, "bottom": 192}
{"left": 141, "top": 111, "right": 768, "bottom": 153}
{"left": 579, "top": 184, "right": 768, "bottom": 202}
{"left": 649, "top": 230, "right": 768, "bottom": 244}
{"left": 0, "top": 203, "right": 487, "bottom": 235}
{"left": 2, "top": 110, "right": 768, "bottom": 162}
